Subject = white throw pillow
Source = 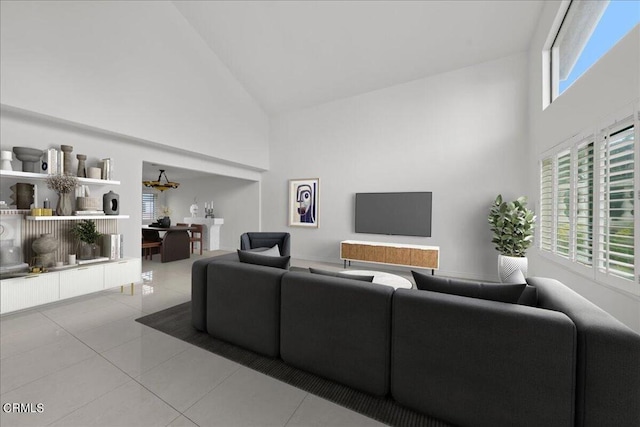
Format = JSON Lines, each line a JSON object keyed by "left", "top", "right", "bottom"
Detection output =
{"left": 252, "top": 245, "right": 281, "bottom": 257}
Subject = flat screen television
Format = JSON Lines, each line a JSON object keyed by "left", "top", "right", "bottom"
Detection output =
{"left": 355, "top": 192, "right": 432, "bottom": 237}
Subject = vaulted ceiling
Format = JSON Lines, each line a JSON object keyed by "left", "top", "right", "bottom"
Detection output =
{"left": 174, "top": 0, "right": 546, "bottom": 115}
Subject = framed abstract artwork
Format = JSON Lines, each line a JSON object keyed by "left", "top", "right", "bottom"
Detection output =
{"left": 288, "top": 178, "right": 319, "bottom": 227}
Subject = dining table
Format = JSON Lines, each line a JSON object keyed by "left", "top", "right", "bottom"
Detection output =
{"left": 142, "top": 225, "right": 194, "bottom": 262}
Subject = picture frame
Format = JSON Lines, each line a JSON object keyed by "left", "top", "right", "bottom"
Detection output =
{"left": 288, "top": 178, "right": 319, "bottom": 228}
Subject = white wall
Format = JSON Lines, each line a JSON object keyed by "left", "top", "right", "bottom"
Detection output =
{"left": 0, "top": 1, "right": 269, "bottom": 170}
{"left": 527, "top": 2, "right": 640, "bottom": 331}
{"left": 0, "top": 106, "right": 261, "bottom": 260}
{"left": 164, "top": 175, "right": 260, "bottom": 251}
{"left": 263, "top": 53, "right": 530, "bottom": 280}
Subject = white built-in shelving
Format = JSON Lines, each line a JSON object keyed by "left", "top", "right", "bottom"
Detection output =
{"left": 26, "top": 215, "right": 129, "bottom": 221}
{"left": 0, "top": 169, "right": 120, "bottom": 185}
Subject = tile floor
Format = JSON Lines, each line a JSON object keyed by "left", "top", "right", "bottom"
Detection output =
{"left": 0, "top": 251, "right": 398, "bottom": 427}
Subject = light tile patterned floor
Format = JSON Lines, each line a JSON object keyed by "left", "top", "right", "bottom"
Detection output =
{"left": 0, "top": 251, "right": 390, "bottom": 427}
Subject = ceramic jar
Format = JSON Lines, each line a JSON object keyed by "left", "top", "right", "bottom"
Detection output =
{"left": 0, "top": 151, "right": 13, "bottom": 171}
{"left": 60, "top": 145, "right": 73, "bottom": 175}
{"left": 32, "top": 233, "right": 57, "bottom": 267}
{"left": 10, "top": 183, "right": 34, "bottom": 209}
{"left": 76, "top": 154, "right": 87, "bottom": 178}
{"left": 159, "top": 216, "right": 171, "bottom": 228}
{"left": 103, "top": 191, "right": 120, "bottom": 215}
{"left": 56, "top": 192, "right": 74, "bottom": 216}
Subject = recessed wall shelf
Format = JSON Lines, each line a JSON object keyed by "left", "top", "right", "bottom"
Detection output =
{"left": 0, "top": 170, "right": 120, "bottom": 185}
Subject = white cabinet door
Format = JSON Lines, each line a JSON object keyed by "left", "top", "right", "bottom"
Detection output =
{"left": 103, "top": 258, "right": 141, "bottom": 289}
{"left": 1, "top": 273, "right": 60, "bottom": 314}
{"left": 59, "top": 265, "right": 105, "bottom": 299}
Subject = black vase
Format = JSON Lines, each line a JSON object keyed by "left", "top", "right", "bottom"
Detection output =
{"left": 159, "top": 216, "right": 171, "bottom": 228}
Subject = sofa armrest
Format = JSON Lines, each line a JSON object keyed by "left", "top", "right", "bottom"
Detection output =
{"left": 191, "top": 252, "right": 239, "bottom": 331}
{"left": 391, "top": 289, "right": 576, "bottom": 427}
{"left": 239, "top": 233, "right": 251, "bottom": 251}
{"left": 529, "top": 277, "right": 640, "bottom": 427}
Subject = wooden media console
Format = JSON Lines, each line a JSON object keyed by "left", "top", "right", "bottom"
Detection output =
{"left": 340, "top": 240, "right": 439, "bottom": 274}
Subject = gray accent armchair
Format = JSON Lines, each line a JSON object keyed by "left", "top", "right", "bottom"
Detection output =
{"left": 240, "top": 232, "right": 291, "bottom": 257}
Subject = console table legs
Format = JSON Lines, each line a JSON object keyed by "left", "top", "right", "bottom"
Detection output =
{"left": 120, "top": 283, "right": 134, "bottom": 296}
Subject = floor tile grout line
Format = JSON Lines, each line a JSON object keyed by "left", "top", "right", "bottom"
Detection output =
{"left": 47, "top": 334, "right": 194, "bottom": 425}
{"left": 1, "top": 253, "right": 214, "bottom": 423}
{"left": 283, "top": 392, "right": 312, "bottom": 427}
{"left": 43, "top": 378, "right": 137, "bottom": 426}
{"left": 4, "top": 315, "right": 143, "bottom": 425}
{"left": 0, "top": 336, "right": 97, "bottom": 397}
{"left": 183, "top": 360, "right": 245, "bottom": 417}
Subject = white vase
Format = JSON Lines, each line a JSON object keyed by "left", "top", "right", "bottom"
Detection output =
{"left": 0, "top": 150, "right": 13, "bottom": 171}
{"left": 498, "top": 254, "right": 528, "bottom": 283}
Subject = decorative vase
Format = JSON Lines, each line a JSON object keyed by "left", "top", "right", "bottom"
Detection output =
{"left": 159, "top": 216, "right": 171, "bottom": 228}
{"left": 498, "top": 254, "right": 528, "bottom": 283}
{"left": 103, "top": 191, "right": 120, "bottom": 215}
{"left": 77, "top": 241, "right": 99, "bottom": 260}
{"left": 32, "top": 233, "right": 57, "bottom": 267}
{"left": 61, "top": 145, "right": 73, "bottom": 175}
{"left": 56, "top": 192, "right": 74, "bottom": 216}
{"left": 10, "top": 183, "right": 34, "bottom": 209}
{"left": 76, "top": 154, "right": 87, "bottom": 178}
{"left": 0, "top": 151, "right": 13, "bottom": 171}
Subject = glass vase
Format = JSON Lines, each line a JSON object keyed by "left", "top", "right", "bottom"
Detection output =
{"left": 77, "top": 241, "right": 99, "bottom": 260}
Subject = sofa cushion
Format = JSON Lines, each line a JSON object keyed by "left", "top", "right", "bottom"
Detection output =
{"left": 237, "top": 250, "right": 290, "bottom": 269}
{"left": 391, "top": 288, "right": 576, "bottom": 427}
{"left": 245, "top": 245, "right": 281, "bottom": 256}
{"left": 206, "top": 260, "right": 286, "bottom": 357}
{"left": 309, "top": 267, "right": 374, "bottom": 282}
{"left": 412, "top": 270, "right": 525, "bottom": 303}
{"left": 281, "top": 272, "right": 393, "bottom": 396}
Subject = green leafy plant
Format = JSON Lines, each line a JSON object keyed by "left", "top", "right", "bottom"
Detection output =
{"left": 70, "top": 219, "right": 101, "bottom": 244}
{"left": 488, "top": 194, "right": 536, "bottom": 257}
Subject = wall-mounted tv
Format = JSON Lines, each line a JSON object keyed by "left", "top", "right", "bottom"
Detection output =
{"left": 355, "top": 192, "right": 432, "bottom": 237}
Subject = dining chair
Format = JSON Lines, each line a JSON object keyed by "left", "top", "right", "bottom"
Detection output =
{"left": 189, "top": 224, "right": 204, "bottom": 255}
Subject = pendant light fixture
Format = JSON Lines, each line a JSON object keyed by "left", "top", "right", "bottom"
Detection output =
{"left": 142, "top": 169, "right": 180, "bottom": 192}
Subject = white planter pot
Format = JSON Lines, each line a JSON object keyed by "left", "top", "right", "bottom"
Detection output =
{"left": 498, "top": 255, "right": 528, "bottom": 283}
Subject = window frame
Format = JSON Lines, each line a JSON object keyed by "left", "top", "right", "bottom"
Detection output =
{"left": 543, "top": 0, "right": 639, "bottom": 108}
{"left": 142, "top": 192, "right": 157, "bottom": 222}
{"left": 538, "top": 104, "right": 640, "bottom": 296}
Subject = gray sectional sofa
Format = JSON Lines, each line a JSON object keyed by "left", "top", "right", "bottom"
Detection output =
{"left": 191, "top": 253, "right": 640, "bottom": 427}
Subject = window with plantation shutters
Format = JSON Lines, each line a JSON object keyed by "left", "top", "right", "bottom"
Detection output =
{"left": 540, "top": 158, "right": 554, "bottom": 252}
{"left": 597, "top": 124, "right": 635, "bottom": 282}
{"left": 575, "top": 141, "right": 594, "bottom": 266}
{"left": 142, "top": 193, "right": 157, "bottom": 221}
{"left": 539, "top": 107, "right": 638, "bottom": 295}
{"left": 556, "top": 151, "right": 571, "bottom": 258}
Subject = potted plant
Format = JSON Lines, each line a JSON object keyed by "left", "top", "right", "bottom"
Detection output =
{"left": 71, "top": 219, "right": 102, "bottom": 260}
{"left": 487, "top": 194, "right": 536, "bottom": 283}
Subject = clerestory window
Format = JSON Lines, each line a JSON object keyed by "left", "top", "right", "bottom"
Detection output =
{"left": 546, "top": 0, "right": 639, "bottom": 104}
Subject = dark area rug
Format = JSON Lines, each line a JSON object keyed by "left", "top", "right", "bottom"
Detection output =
{"left": 135, "top": 302, "right": 454, "bottom": 427}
